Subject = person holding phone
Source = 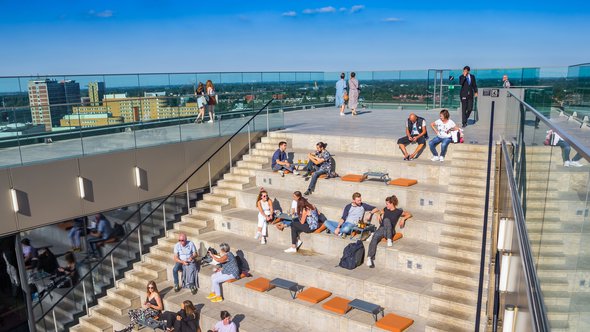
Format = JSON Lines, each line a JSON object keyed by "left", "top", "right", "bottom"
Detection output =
{"left": 429, "top": 109, "right": 460, "bottom": 162}
{"left": 459, "top": 65, "right": 478, "bottom": 127}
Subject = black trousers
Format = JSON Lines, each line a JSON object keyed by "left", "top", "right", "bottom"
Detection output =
{"left": 367, "top": 218, "right": 395, "bottom": 260}
{"left": 290, "top": 221, "right": 313, "bottom": 244}
{"left": 461, "top": 97, "right": 474, "bottom": 126}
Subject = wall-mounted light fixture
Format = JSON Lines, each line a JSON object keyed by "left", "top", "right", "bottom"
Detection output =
{"left": 77, "top": 176, "right": 94, "bottom": 202}
{"left": 78, "top": 176, "right": 86, "bottom": 199}
{"left": 134, "top": 166, "right": 141, "bottom": 188}
{"left": 499, "top": 252, "right": 518, "bottom": 292}
{"left": 10, "top": 188, "right": 19, "bottom": 213}
{"left": 498, "top": 218, "right": 514, "bottom": 251}
{"left": 503, "top": 305, "right": 517, "bottom": 332}
{"left": 134, "top": 166, "right": 148, "bottom": 191}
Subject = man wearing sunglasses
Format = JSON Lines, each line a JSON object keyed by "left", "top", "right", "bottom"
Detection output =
{"left": 173, "top": 233, "right": 198, "bottom": 294}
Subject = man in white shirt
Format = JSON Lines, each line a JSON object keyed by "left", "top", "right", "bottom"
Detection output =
{"left": 172, "top": 232, "right": 198, "bottom": 293}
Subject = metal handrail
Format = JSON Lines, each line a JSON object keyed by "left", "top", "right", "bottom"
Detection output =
{"left": 507, "top": 90, "right": 590, "bottom": 160}
{"left": 500, "top": 140, "right": 550, "bottom": 332}
{"left": 34, "top": 98, "right": 275, "bottom": 324}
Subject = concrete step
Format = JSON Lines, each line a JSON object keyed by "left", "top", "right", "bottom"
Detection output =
{"left": 445, "top": 201, "right": 487, "bottom": 217}
{"left": 196, "top": 200, "right": 233, "bottom": 212}
{"left": 427, "top": 304, "right": 475, "bottom": 330}
{"left": 439, "top": 230, "right": 482, "bottom": 249}
{"left": 78, "top": 315, "right": 112, "bottom": 332}
{"left": 434, "top": 265, "right": 479, "bottom": 287}
{"left": 223, "top": 172, "right": 254, "bottom": 183}
{"left": 203, "top": 193, "right": 236, "bottom": 205}
{"left": 106, "top": 288, "right": 141, "bottom": 307}
{"left": 97, "top": 296, "right": 131, "bottom": 315}
{"left": 180, "top": 213, "right": 213, "bottom": 227}
{"left": 90, "top": 305, "right": 131, "bottom": 331}
{"left": 539, "top": 277, "right": 570, "bottom": 292}
{"left": 231, "top": 166, "right": 258, "bottom": 176}
{"left": 236, "top": 160, "right": 265, "bottom": 169}
{"left": 216, "top": 179, "right": 254, "bottom": 190}
{"left": 242, "top": 154, "right": 269, "bottom": 163}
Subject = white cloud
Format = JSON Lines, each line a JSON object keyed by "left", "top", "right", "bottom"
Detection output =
{"left": 383, "top": 17, "right": 402, "bottom": 22}
{"left": 282, "top": 11, "right": 297, "bottom": 17}
{"left": 303, "top": 6, "right": 336, "bottom": 14}
{"left": 89, "top": 10, "right": 113, "bottom": 18}
{"left": 350, "top": 5, "right": 365, "bottom": 13}
{"left": 339, "top": 7, "right": 347, "bottom": 12}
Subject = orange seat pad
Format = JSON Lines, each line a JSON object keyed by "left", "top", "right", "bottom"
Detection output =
{"left": 375, "top": 313, "right": 414, "bottom": 332}
{"left": 341, "top": 174, "right": 367, "bottom": 182}
{"left": 381, "top": 233, "right": 403, "bottom": 242}
{"left": 296, "top": 287, "right": 332, "bottom": 304}
{"left": 313, "top": 223, "right": 327, "bottom": 234}
{"left": 245, "top": 277, "right": 273, "bottom": 292}
{"left": 388, "top": 178, "right": 418, "bottom": 187}
{"left": 322, "top": 296, "right": 351, "bottom": 315}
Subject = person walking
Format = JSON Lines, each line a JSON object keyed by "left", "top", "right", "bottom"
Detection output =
{"left": 502, "top": 75, "right": 511, "bottom": 88}
{"left": 335, "top": 73, "right": 347, "bottom": 116}
{"left": 206, "top": 80, "right": 216, "bottom": 123}
{"left": 459, "top": 66, "right": 478, "bottom": 127}
{"left": 348, "top": 72, "right": 360, "bottom": 116}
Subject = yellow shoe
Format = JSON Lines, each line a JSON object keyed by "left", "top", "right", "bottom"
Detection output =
{"left": 211, "top": 296, "right": 223, "bottom": 303}
{"left": 206, "top": 292, "right": 216, "bottom": 300}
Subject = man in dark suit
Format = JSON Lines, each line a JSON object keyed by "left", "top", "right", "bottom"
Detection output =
{"left": 459, "top": 65, "right": 478, "bottom": 127}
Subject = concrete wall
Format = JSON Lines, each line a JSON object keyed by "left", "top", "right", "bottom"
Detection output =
{"left": 0, "top": 132, "right": 260, "bottom": 236}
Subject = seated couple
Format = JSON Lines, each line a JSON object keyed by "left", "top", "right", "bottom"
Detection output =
{"left": 271, "top": 141, "right": 300, "bottom": 176}
{"left": 284, "top": 194, "right": 322, "bottom": 253}
{"left": 324, "top": 192, "right": 380, "bottom": 237}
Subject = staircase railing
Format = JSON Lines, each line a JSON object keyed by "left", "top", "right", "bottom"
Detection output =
{"left": 33, "top": 98, "right": 275, "bottom": 330}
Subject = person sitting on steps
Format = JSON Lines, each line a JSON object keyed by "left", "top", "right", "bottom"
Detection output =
{"left": 366, "top": 195, "right": 412, "bottom": 268}
{"left": 172, "top": 233, "right": 198, "bottom": 294}
{"left": 324, "top": 192, "right": 379, "bottom": 237}
{"left": 209, "top": 310, "right": 237, "bottom": 332}
{"left": 206, "top": 243, "right": 241, "bottom": 303}
{"left": 254, "top": 190, "right": 274, "bottom": 244}
{"left": 272, "top": 141, "right": 299, "bottom": 176}
{"left": 284, "top": 196, "right": 320, "bottom": 253}
{"left": 397, "top": 113, "right": 428, "bottom": 160}
{"left": 116, "top": 280, "right": 163, "bottom": 332}
{"left": 160, "top": 299, "right": 201, "bottom": 332}
{"left": 429, "top": 109, "right": 460, "bottom": 162}
{"left": 303, "top": 142, "right": 331, "bottom": 196}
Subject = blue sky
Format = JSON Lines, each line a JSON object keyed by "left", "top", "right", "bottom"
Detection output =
{"left": 0, "top": 0, "right": 589, "bottom": 75}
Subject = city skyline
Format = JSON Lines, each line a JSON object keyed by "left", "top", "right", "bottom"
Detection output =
{"left": 0, "top": 1, "right": 589, "bottom": 75}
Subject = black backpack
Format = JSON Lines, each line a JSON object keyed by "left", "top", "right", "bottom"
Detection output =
{"left": 112, "top": 223, "right": 125, "bottom": 238}
{"left": 338, "top": 240, "right": 364, "bottom": 270}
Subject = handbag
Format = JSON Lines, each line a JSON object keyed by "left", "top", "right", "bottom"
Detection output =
{"left": 208, "top": 94, "right": 217, "bottom": 105}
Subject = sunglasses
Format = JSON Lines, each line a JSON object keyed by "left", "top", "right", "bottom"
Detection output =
{"left": 261, "top": 195, "right": 267, "bottom": 198}
{"left": 178, "top": 239, "right": 186, "bottom": 242}
{"left": 148, "top": 286, "right": 154, "bottom": 289}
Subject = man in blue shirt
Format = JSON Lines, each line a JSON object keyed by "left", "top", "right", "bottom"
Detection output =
{"left": 87, "top": 213, "right": 113, "bottom": 259}
{"left": 272, "top": 141, "right": 299, "bottom": 177}
{"left": 324, "top": 192, "right": 380, "bottom": 236}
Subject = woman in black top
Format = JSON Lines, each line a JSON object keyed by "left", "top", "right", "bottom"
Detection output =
{"left": 56, "top": 251, "right": 78, "bottom": 288}
{"left": 366, "top": 195, "right": 412, "bottom": 268}
{"left": 116, "top": 280, "right": 164, "bottom": 332}
{"left": 160, "top": 300, "right": 200, "bottom": 332}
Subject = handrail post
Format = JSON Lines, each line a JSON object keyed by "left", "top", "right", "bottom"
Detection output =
{"left": 82, "top": 280, "right": 89, "bottom": 316}
{"left": 229, "top": 141, "right": 232, "bottom": 171}
{"left": 137, "top": 228, "right": 143, "bottom": 262}
{"left": 163, "top": 203, "right": 167, "bottom": 235}
{"left": 266, "top": 107, "right": 270, "bottom": 134}
{"left": 185, "top": 181, "right": 190, "bottom": 212}
{"left": 52, "top": 309, "right": 58, "bottom": 332}
{"left": 208, "top": 161, "right": 212, "bottom": 193}
{"left": 111, "top": 254, "right": 117, "bottom": 289}
{"left": 247, "top": 122, "right": 251, "bottom": 149}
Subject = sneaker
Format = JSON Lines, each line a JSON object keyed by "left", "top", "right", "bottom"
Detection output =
{"left": 284, "top": 247, "right": 297, "bottom": 253}
{"left": 366, "top": 258, "right": 374, "bottom": 268}
{"left": 564, "top": 161, "right": 571, "bottom": 167}
{"left": 387, "top": 239, "right": 393, "bottom": 247}
{"left": 254, "top": 232, "right": 261, "bottom": 240}
{"left": 210, "top": 296, "right": 223, "bottom": 303}
{"left": 293, "top": 170, "right": 300, "bottom": 175}
{"left": 304, "top": 190, "right": 312, "bottom": 196}
{"left": 174, "top": 285, "right": 181, "bottom": 293}
{"left": 278, "top": 170, "right": 284, "bottom": 177}
{"left": 296, "top": 239, "right": 303, "bottom": 249}
{"left": 365, "top": 233, "right": 374, "bottom": 242}
{"left": 206, "top": 292, "right": 217, "bottom": 300}
{"left": 190, "top": 286, "right": 197, "bottom": 295}
{"left": 260, "top": 237, "right": 266, "bottom": 245}
{"left": 439, "top": 156, "right": 445, "bottom": 162}
{"left": 403, "top": 155, "right": 410, "bottom": 161}
{"left": 430, "top": 156, "right": 440, "bottom": 162}
{"left": 207, "top": 120, "right": 213, "bottom": 123}
{"left": 570, "top": 161, "right": 583, "bottom": 167}
{"left": 340, "top": 113, "right": 345, "bottom": 116}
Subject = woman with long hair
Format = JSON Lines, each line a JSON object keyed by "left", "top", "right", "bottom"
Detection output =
{"left": 429, "top": 109, "right": 459, "bottom": 162}
{"left": 195, "top": 82, "right": 206, "bottom": 123}
{"left": 116, "top": 280, "right": 163, "bottom": 332}
{"left": 206, "top": 80, "right": 216, "bottom": 123}
{"left": 335, "top": 73, "right": 347, "bottom": 116}
{"left": 160, "top": 299, "right": 200, "bottom": 332}
{"left": 255, "top": 190, "right": 274, "bottom": 244}
{"left": 348, "top": 72, "right": 360, "bottom": 116}
{"left": 284, "top": 197, "right": 319, "bottom": 253}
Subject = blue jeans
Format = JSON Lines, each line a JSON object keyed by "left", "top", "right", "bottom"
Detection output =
{"left": 69, "top": 226, "right": 82, "bottom": 248}
{"left": 429, "top": 136, "right": 452, "bottom": 157}
{"left": 273, "top": 163, "right": 294, "bottom": 172}
{"left": 556, "top": 140, "right": 581, "bottom": 162}
{"left": 173, "top": 262, "right": 183, "bottom": 286}
{"left": 307, "top": 169, "right": 328, "bottom": 192}
{"left": 87, "top": 235, "right": 104, "bottom": 257}
{"left": 325, "top": 221, "right": 355, "bottom": 235}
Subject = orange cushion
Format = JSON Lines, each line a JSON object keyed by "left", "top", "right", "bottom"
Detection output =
{"left": 313, "top": 223, "right": 327, "bottom": 234}
{"left": 227, "top": 272, "right": 251, "bottom": 283}
{"left": 381, "top": 233, "right": 403, "bottom": 242}
{"left": 245, "top": 277, "right": 273, "bottom": 292}
{"left": 319, "top": 174, "right": 328, "bottom": 179}
{"left": 341, "top": 174, "right": 367, "bottom": 182}
{"left": 322, "top": 297, "right": 351, "bottom": 315}
{"left": 375, "top": 313, "right": 414, "bottom": 332}
{"left": 297, "top": 287, "right": 332, "bottom": 304}
{"left": 388, "top": 178, "right": 418, "bottom": 187}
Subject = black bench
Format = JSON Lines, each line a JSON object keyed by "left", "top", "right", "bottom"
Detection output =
{"left": 348, "top": 298, "right": 384, "bottom": 322}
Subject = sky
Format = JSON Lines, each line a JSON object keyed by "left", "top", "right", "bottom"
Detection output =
{"left": 0, "top": 0, "right": 589, "bottom": 76}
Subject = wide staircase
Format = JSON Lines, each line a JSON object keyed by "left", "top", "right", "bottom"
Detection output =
{"left": 71, "top": 131, "right": 492, "bottom": 332}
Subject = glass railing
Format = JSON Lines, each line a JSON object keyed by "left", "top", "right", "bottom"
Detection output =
{"left": 26, "top": 98, "right": 276, "bottom": 331}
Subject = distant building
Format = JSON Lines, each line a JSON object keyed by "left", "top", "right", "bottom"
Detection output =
{"left": 59, "top": 113, "right": 124, "bottom": 127}
{"left": 144, "top": 91, "right": 166, "bottom": 97}
{"left": 28, "top": 79, "right": 81, "bottom": 131}
{"left": 88, "top": 82, "right": 105, "bottom": 106}
{"left": 104, "top": 93, "right": 128, "bottom": 99}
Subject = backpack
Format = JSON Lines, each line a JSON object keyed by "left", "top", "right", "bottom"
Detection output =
{"left": 112, "top": 223, "right": 125, "bottom": 238}
{"left": 338, "top": 240, "right": 365, "bottom": 270}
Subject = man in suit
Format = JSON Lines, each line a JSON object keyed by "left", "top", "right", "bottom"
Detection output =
{"left": 459, "top": 66, "right": 478, "bottom": 127}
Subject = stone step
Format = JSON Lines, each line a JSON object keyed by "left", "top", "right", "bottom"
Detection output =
{"left": 451, "top": 157, "right": 488, "bottom": 169}
{"left": 143, "top": 253, "right": 170, "bottom": 268}
{"left": 189, "top": 208, "right": 223, "bottom": 220}
{"left": 434, "top": 265, "right": 479, "bottom": 287}
{"left": 171, "top": 222, "right": 214, "bottom": 239}
{"left": 78, "top": 315, "right": 112, "bottom": 332}
{"left": 542, "top": 291, "right": 572, "bottom": 307}
{"left": 90, "top": 305, "right": 131, "bottom": 331}
{"left": 223, "top": 172, "right": 254, "bottom": 183}
{"left": 539, "top": 277, "right": 570, "bottom": 292}
{"left": 180, "top": 213, "right": 212, "bottom": 227}
{"left": 124, "top": 269, "right": 166, "bottom": 284}
{"left": 196, "top": 200, "right": 233, "bottom": 212}
{"left": 260, "top": 136, "right": 289, "bottom": 144}
{"left": 231, "top": 166, "right": 258, "bottom": 176}
{"left": 444, "top": 202, "right": 486, "bottom": 217}
{"left": 439, "top": 230, "right": 482, "bottom": 249}
{"left": 203, "top": 193, "right": 236, "bottom": 205}
{"left": 432, "top": 278, "right": 481, "bottom": 301}
{"left": 242, "top": 154, "right": 269, "bottom": 163}
{"left": 427, "top": 304, "right": 475, "bottom": 330}
{"left": 216, "top": 179, "right": 253, "bottom": 190}
{"left": 106, "top": 288, "right": 141, "bottom": 307}
{"left": 425, "top": 319, "right": 474, "bottom": 332}
{"left": 438, "top": 241, "right": 483, "bottom": 261}
{"left": 97, "top": 296, "right": 131, "bottom": 316}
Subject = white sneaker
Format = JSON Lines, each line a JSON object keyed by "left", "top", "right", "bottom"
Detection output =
{"left": 278, "top": 170, "right": 284, "bottom": 177}
{"left": 387, "top": 239, "right": 393, "bottom": 247}
{"left": 431, "top": 156, "right": 440, "bottom": 162}
{"left": 207, "top": 120, "right": 213, "bottom": 123}
{"left": 439, "top": 156, "right": 445, "bottom": 162}
{"left": 366, "top": 258, "right": 373, "bottom": 267}
{"left": 365, "top": 233, "right": 373, "bottom": 242}
{"left": 564, "top": 161, "right": 571, "bottom": 167}
{"left": 296, "top": 239, "right": 303, "bottom": 249}
{"left": 293, "top": 170, "right": 300, "bottom": 175}
{"left": 340, "top": 113, "right": 345, "bottom": 116}
{"left": 284, "top": 247, "right": 297, "bottom": 253}
{"left": 254, "top": 232, "right": 261, "bottom": 240}
{"left": 570, "top": 161, "right": 583, "bottom": 167}
{"left": 260, "top": 237, "right": 266, "bottom": 245}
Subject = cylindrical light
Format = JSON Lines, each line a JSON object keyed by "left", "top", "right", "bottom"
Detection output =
{"left": 499, "top": 252, "right": 512, "bottom": 292}
{"left": 10, "top": 188, "right": 19, "bottom": 212}
{"left": 134, "top": 166, "right": 141, "bottom": 187}
{"left": 503, "top": 305, "right": 517, "bottom": 332}
{"left": 77, "top": 176, "right": 86, "bottom": 199}
{"left": 497, "top": 218, "right": 514, "bottom": 251}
